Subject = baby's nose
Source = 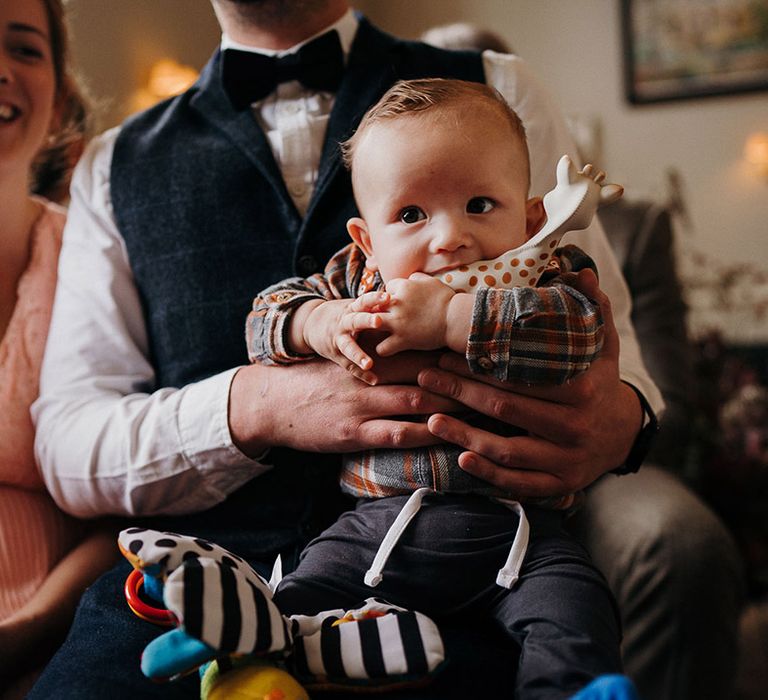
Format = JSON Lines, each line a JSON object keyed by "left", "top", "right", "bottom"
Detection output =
{"left": 432, "top": 219, "right": 471, "bottom": 250}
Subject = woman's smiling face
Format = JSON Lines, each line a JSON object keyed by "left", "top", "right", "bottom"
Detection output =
{"left": 0, "top": 0, "right": 57, "bottom": 181}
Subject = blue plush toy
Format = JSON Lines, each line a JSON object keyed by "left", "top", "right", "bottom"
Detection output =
{"left": 573, "top": 674, "right": 641, "bottom": 700}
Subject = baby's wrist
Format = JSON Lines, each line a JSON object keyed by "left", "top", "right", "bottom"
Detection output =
{"left": 288, "top": 299, "right": 324, "bottom": 355}
{"left": 444, "top": 293, "right": 474, "bottom": 353}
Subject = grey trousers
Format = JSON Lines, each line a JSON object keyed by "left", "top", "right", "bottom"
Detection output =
{"left": 274, "top": 495, "right": 622, "bottom": 699}
{"left": 569, "top": 466, "right": 745, "bottom": 700}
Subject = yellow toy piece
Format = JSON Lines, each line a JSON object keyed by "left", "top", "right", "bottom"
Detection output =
{"left": 201, "top": 659, "right": 309, "bottom": 700}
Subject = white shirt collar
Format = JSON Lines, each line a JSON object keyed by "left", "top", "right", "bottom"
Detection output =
{"left": 220, "top": 8, "right": 357, "bottom": 59}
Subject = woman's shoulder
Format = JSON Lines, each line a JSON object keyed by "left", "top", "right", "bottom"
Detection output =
{"left": 29, "top": 196, "right": 66, "bottom": 249}
{"left": 32, "top": 196, "right": 67, "bottom": 229}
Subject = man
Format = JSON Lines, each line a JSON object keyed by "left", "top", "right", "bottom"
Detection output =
{"left": 29, "top": 1, "right": 740, "bottom": 697}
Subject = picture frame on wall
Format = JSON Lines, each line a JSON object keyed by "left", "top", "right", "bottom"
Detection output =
{"left": 621, "top": 0, "right": 768, "bottom": 104}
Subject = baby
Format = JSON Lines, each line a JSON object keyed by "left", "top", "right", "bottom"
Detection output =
{"left": 247, "top": 79, "right": 631, "bottom": 698}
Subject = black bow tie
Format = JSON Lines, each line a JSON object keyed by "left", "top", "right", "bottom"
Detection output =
{"left": 221, "top": 30, "right": 344, "bottom": 110}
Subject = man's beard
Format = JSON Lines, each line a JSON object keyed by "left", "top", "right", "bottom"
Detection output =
{"left": 223, "top": 0, "right": 329, "bottom": 19}
{"left": 213, "top": 0, "right": 338, "bottom": 40}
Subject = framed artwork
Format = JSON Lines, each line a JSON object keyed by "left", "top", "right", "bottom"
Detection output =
{"left": 621, "top": 0, "right": 768, "bottom": 104}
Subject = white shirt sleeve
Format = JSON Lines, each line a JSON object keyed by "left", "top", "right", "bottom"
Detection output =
{"left": 484, "top": 51, "right": 664, "bottom": 416}
{"left": 32, "top": 129, "right": 271, "bottom": 518}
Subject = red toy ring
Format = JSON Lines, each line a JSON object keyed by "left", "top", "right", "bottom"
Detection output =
{"left": 124, "top": 568, "right": 176, "bottom": 627}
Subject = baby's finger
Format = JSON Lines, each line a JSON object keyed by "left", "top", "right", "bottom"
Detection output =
{"left": 375, "top": 335, "right": 406, "bottom": 358}
{"left": 339, "top": 311, "right": 383, "bottom": 333}
{"left": 349, "top": 291, "right": 390, "bottom": 312}
{"left": 337, "top": 333, "right": 374, "bottom": 371}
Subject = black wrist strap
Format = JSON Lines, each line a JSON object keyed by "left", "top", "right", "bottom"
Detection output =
{"left": 612, "top": 382, "right": 659, "bottom": 475}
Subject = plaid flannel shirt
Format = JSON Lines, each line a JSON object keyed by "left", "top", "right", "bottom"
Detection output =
{"left": 246, "top": 242, "right": 602, "bottom": 504}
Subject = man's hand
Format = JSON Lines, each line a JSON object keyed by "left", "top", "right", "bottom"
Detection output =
{"left": 229, "top": 352, "right": 457, "bottom": 457}
{"left": 417, "top": 271, "right": 643, "bottom": 499}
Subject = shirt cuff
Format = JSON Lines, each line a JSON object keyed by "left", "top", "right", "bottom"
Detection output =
{"left": 177, "top": 367, "right": 272, "bottom": 497}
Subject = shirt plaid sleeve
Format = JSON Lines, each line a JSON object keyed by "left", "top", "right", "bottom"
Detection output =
{"left": 246, "top": 243, "right": 366, "bottom": 364}
{"left": 467, "top": 249, "right": 604, "bottom": 385}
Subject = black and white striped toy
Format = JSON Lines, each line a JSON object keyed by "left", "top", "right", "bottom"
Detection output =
{"left": 119, "top": 528, "right": 445, "bottom": 691}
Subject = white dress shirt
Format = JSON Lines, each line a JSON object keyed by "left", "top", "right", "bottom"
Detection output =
{"left": 32, "top": 16, "right": 663, "bottom": 517}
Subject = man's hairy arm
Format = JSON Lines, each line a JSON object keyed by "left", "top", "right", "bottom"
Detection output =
{"left": 229, "top": 351, "right": 457, "bottom": 457}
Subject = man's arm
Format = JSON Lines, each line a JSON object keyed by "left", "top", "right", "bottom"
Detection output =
{"left": 33, "top": 131, "right": 457, "bottom": 518}
{"left": 228, "top": 354, "right": 455, "bottom": 457}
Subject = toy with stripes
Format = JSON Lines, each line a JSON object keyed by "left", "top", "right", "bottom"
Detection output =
{"left": 289, "top": 598, "right": 445, "bottom": 690}
{"left": 118, "top": 528, "right": 446, "bottom": 695}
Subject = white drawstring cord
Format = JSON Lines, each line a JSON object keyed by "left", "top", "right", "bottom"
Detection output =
{"left": 365, "top": 487, "right": 431, "bottom": 587}
{"left": 364, "top": 490, "right": 530, "bottom": 590}
{"left": 494, "top": 500, "right": 530, "bottom": 589}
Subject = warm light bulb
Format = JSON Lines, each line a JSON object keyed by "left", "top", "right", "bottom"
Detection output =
{"left": 130, "top": 59, "right": 199, "bottom": 115}
{"left": 147, "top": 59, "right": 199, "bottom": 99}
{"left": 745, "top": 132, "right": 768, "bottom": 177}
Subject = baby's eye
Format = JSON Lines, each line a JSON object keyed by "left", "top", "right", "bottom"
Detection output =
{"left": 467, "top": 197, "right": 495, "bottom": 214}
{"left": 399, "top": 206, "right": 426, "bottom": 224}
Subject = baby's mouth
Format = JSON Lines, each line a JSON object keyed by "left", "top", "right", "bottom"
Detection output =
{"left": 428, "top": 263, "right": 470, "bottom": 276}
{"left": 0, "top": 104, "right": 21, "bottom": 122}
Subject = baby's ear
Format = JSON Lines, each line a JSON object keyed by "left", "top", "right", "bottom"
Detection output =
{"left": 524, "top": 196, "right": 547, "bottom": 238}
{"left": 347, "top": 217, "right": 378, "bottom": 270}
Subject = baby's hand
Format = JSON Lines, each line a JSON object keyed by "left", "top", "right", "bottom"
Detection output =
{"left": 375, "top": 274, "right": 455, "bottom": 357}
{"left": 304, "top": 293, "right": 391, "bottom": 384}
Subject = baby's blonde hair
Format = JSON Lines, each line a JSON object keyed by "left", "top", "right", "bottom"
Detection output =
{"left": 341, "top": 78, "right": 530, "bottom": 186}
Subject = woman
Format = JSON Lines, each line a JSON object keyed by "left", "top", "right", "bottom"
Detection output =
{"left": 0, "top": 0, "right": 116, "bottom": 691}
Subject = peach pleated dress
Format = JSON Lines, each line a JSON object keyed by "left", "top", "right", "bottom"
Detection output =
{"left": 0, "top": 199, "right": 82, "bottom": 621}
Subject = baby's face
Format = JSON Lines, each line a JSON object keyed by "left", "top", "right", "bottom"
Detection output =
{"left": 348, "top": 105, "right": 538, "bottom": 283}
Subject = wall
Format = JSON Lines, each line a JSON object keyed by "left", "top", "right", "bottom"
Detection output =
{"left": 66, "top": 0, "right": 220, "bottom": 130}
{"left": 64, "top": 0, "right": 768, "bottom": 341}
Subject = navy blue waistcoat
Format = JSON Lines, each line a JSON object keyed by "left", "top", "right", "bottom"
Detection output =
{"left": 110, "top": 18, "right": 484, "bottom": 555}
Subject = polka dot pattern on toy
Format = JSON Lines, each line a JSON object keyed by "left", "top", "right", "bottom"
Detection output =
{"left": 433, "top": 237, "right": 563, "bottom": 292}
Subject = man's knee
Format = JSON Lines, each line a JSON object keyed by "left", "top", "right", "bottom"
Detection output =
{"left": 571, "top": 466, "right": 744, "bottom": 598}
